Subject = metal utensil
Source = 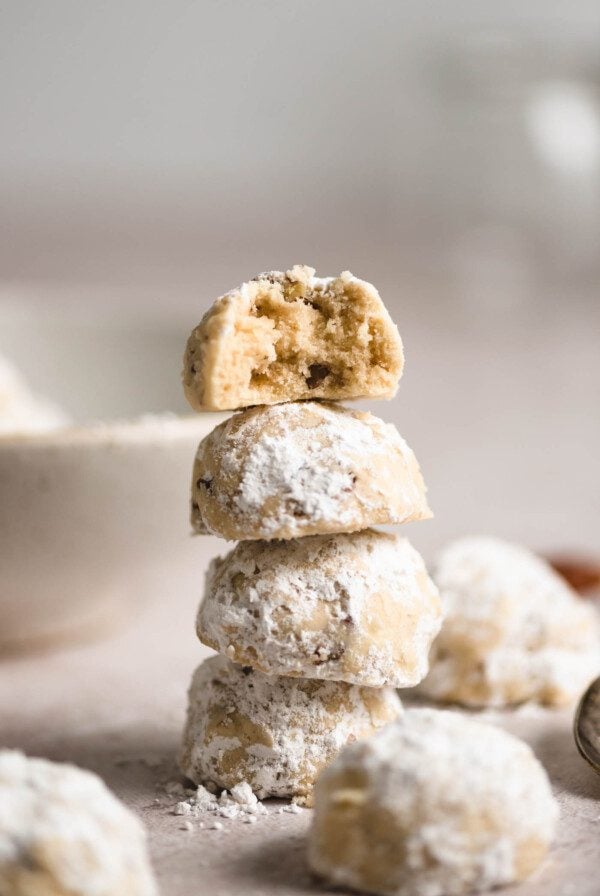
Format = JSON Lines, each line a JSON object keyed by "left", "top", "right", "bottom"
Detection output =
{"left": 574, "top": 676, "right": 600, "bottom": 774}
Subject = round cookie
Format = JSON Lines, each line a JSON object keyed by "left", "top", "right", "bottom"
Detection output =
{"left": 0, "top": 750, "right": 157, "bottom": 896}
{"left": 179, "top": 654, "right": 402, "bottom": 805}
{"left": 183, "top": 265, "right": 404, "bottom": 411}
{"left": 418, "top": 536, "right": 600, "bottom": 707}
{"left": 191, "top": 401, "right": 431, "bottom": 540}
{"left": 308, "top": 708, "right": 558, "bottom": 896}
{"left": 197, "top": 530, "right": 442, "bottom": 687}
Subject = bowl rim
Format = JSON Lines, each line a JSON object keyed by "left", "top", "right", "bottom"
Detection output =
{"left": 0, "top": 412, "right": 224, "bottom": 450}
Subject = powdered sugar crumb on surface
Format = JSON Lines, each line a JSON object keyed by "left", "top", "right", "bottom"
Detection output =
{"left": 172, "top": 781, "right": 268, "bottom": 823}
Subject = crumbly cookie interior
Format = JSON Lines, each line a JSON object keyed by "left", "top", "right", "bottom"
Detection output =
{"left": 185, "top": 267, "right": 403, "bottom": 410}
{"left": 245, "top": 276, "right": 392, "bottom": 396}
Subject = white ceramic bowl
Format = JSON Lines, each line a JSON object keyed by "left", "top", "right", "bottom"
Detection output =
{"left": 0, "top": 300, "right": 220, "bottom": 651}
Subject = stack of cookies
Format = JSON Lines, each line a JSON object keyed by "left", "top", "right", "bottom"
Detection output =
{"left": 178, "top": 265, "right": 442, "bottom": 805}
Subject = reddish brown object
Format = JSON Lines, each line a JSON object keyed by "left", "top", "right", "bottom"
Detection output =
{"left": 546, "top": 555, "right": 600, "bottom": 595}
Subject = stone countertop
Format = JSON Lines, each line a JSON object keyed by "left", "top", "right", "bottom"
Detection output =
{"left": 1, "top": 572, "right": 599, "bottom": 896}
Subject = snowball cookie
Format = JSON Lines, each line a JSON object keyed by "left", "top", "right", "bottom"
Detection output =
{"left": 191, "top": 401, "right": 431, "bottom": 540}
{"left": 0, "top": 750, "right": 157, "bottom": 896}
{"left": 419, "top": 537, "right": 600, "bottom": 707}
{"left": 179, "top": 654, "right": 402, "bottom": 805}
{"left": 197, "top": 530, "right": 442, "bottom": 687}
{"left": 183, "top": 265, "right": 404, "bottom": 411}
{"left": 308, "top": 708, "right": 558, "bottom": 896}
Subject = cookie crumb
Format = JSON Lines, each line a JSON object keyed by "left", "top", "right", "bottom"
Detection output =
{"left": 174, "top": 801, "right": 192, "bottom": 816}
{"left": 283, "top": 803, "right": 303, "bottom": 814}
{"left": 170, "top": 779, "right": 267, "bottom": 822}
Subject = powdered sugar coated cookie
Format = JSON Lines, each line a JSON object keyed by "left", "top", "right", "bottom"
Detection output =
{"left": 419, "top": 536, "right": 600, "bottom": 707}
{"left": 197, "top": 530, "right": 442, "bottom": 687}
{"left": 0, "top": 750, "right": 157, "bottom": 896}
{"left": 179, "top": 654, "right": 402, "bottom": 805}
{"left": 308, "top": 708, "right": 558, "bottom": 896}
{"left": 191, "top": 402, "right": 431, "bottom": 541}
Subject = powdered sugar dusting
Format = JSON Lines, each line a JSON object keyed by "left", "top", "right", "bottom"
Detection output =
{"left": 179, "top": 655, "right": 402, "bottom": 803}
{"left": 192, "top": 402, "right": 430, "bottom": 540}
{"left": 173, "top": 781, "right": 268, "bottom": 821}
{"left": 233, "top": 407, "right": 393, "bottom": 529}
{"left": 309, "top": 708, "right": 558, "bottom": 895}
{"left": 0, "top": 750, "right": 157, "bottom": 894}
{"left": 198, "top": 530, "right": 442, "bottom": 687}
{"left": 419, "top": 536, "right": 600, "bottom": 706}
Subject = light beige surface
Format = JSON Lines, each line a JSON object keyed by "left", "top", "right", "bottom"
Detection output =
{"left": 1, "top": 569, "right": 599, "bottom": 896}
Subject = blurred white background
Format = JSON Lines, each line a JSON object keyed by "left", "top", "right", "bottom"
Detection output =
{"left": 1, "top": 0, "right": 599, "bottom": 557}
